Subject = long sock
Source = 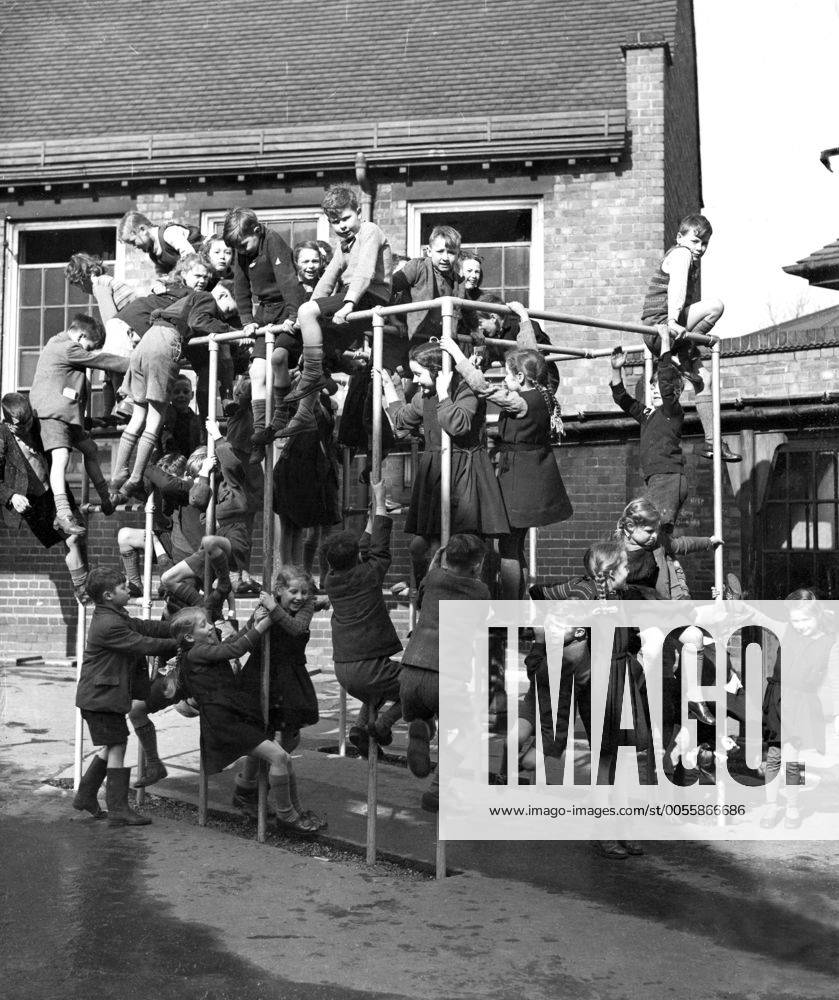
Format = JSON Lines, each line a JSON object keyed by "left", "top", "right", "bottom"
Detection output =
{"left": 120, "top": 548, "right": 142, "bottom": 589}
{"left": 112, "top": 430, "right": 139, "bottom": 485}
{"left": 251, "top": 398, "right": 266, "bottom": 437}
{"left": 166, "top": 579, "right": 203, "bottom": 607}
{"left": 69, "top": 565, "right": 88, "bottom": 591}
{"left": 128, "top": 430, "right": 158, "bottom": 485}
{"left": 133, "top": 722, "right": 162, "bottom": 766}
{"left": 692, "top": 316, "right": 719, "bottom": 337}
{"left": 92, "top": 478, "right": 111, "bottom": 506}
{"left": 289, "top": 773, "right": 303, "bottom": 813}
{"left": 694, "top": 395, "right": 714, "bottom": 443}
{"left": 54, "top": 492, "right": 73, "bottom": 521}
{"left": 270, "top": 385, "right": 292, "bottom": 431}
{"left": 270, "top": 772, "right": 296, "bottom": 817}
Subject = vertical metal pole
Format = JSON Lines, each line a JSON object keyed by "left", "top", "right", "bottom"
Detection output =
{"left": 73, "top": 603, "right": 86, "bottom": 789}
{"left": 711, "top": 342, "right": 724, "bottom": 599}
{"left": 337, "top": 446, "right": 351, "bottom": 756}
{"left": 135, "top": 493, "right": 156, "bottom": 805}
{"left": 258, "top": 327, "right": 275, "bottom": 843}
{"left": 73, "top": 370, "right": 92, "bottom": 789}
{"left": 364, "top": 311, "right": 385, "bottom": 867}
{"left": 440, "top": 299, "right": 453, "bottom": 547}
{"left": 408, "top": 438, "right": 420, "bottom": 632}
{"left": 198, "top": 337, "right": 219, "bottom": 826}
{"left": 437, "top": 299, "right": 453, "bottom": 879}
{"left": 643, "top": 346, "right": 654, "bottom": 409}
{"left": 528, "top": 528, "right": 537, "bottom": 585}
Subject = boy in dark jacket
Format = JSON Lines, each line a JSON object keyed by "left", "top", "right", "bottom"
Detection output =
{"left": 74, "top": 568, "right": 177, "bottom": 827}
{"left": 322, "top": 479, "right": 402, "bottom": 756}
{"left": 609, "top": 327, "right": 686, "bottom": 532}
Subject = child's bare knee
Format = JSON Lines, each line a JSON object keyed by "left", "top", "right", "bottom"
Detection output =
{"left": 298, "top": 300, "right": 319, "bottom": 320}
{"left": 679, "top": 625, "right": 704, "bottom": 649}
{"left": 271, "top": 347, "right": 289, "bottom": 366}
{"left": 409, "top": 535, "right": 429, "bottom": 561}
{"left": 709, "top": 298, "right": 724, "bottom": 319}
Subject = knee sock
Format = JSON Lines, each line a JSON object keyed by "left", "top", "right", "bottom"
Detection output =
{"left": 128, "top": 431, "right": 158, "bottom": 485}
{"left": 69, "top": 565, "right": 88, "bottom": 591}
{"left": 270, "top": 385, "right": 293, "bottom": 431}
{"left": 270, "top": 772, "right": 296, "bottom": 817}
{"left": 111, "top": 430, "right": 140, "bottom": 486}
{"left": 289, "top": 773, "right": 304, "bottom": 813}
{"left": 133, "top": 721, "right": 162, "bottom": 767}
{"left": 692, "top": 316, "right": 719, "bottom": 337}
{"left": 251, "top": 399, "right": 266, "bottom": 437}
{"left": 91, "top": 477, "right": 111, "bottom": 506}
{"left": 54, "top": 492, "right": 74, "bottom": 522}
{"left": 694, "top": 394, "right": 714, "bottom": 444}
{"left": 120, "top": 548, "right": 142, "bottom": 589}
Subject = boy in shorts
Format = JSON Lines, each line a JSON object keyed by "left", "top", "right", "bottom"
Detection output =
{"left": 281, "top": 186, "right": 392, "bottom": 437}
{"left": 0, "top": 392, "right": 89, "bottom": 601}
{"left": 222, "top": 207, "right": 304, "bottom": 453}
{"left": 74, "top": 568, "right": 177, "bottom": 825}
{"left": 28, "top": 314, "right": 129, "bottom": 533}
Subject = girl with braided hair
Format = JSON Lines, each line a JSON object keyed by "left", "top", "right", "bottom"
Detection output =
{"left": 439, "top": 301, "right": 571, "bottom": 598}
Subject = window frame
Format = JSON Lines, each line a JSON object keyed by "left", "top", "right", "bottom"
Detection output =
{"left": 2, "top": 217, "right": 125, "bottom": 394}
{"left": 406, "top": 198, "right": 544, "bottom": 310}
{"left": 199, "top": 208, "right": 331, "bottom": 244}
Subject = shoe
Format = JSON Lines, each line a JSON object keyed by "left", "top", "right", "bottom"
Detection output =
{"left": 348, "top": 724, "right": 370, "bottom": 759}
{"left": 407, "top": 719, "right": 432, "bottom": 778}
{"left": 98, "top": 495, "right": 116, "bottom": 516}
{"left": 390, "top": 581, "right": 410, "bottom": 599}
{"left": 784, "top": 808, "right": 802, "bottom": 830}
{"left": 72, "top": 756, "right": 108, "bottom": 819}
{"left": 127, "top": 581, "right": 143, "bottom": 599}
{"left": 300, "top": 809, "right": 328, "bottom": 831}
{"left": 597, "top": 840, "right": 628, "bottom": 860}
{"left": 133, "top": 760, "right": 167, "bottom": 788}
{"left": 121, "top": 480, "right": 148, "bottom": 502}
{"left": 275, "top": 408, "right": 318, "bottom": 439}
{"left": 250, "top": 425, "right": 276, "bottom": 448}
{"left": 724, "top": 572, "right": 743, "bottom": 600}
{"left": 275, "top": 811, "right": 319, "bottom": 836}
{"left": 369, "top": 719, "right": 394, "bottom": 748}
{"left": 421, "top": 789, "right": 439, "bottom": 813}
{"left": 759, "top": 806, "right": 783, "bottom": 829}
{"left": 232, "top": 784, "right": 277, "bottom": 819}
{"left": 700, "top": 441, "right": 742, "bottom": 462}
{"left": 105, "top": 768, "right": 152, "bottom": 827}
{"left": 688, "top": 701, "right": 715, "bottom": 726}
{"left": 619, "top": 840, "right": 644, "bottom": 856}
{"left": 285, "top": 373, "right": 329, "bottom": 404}
{"left": 54, "top": 513, "right": 86, "bottom": 537}
{"left": 221, "top": 397, "right": 240, "bottom": 418}
{"left": 73, "top": 582, "right": 91, "bottom": 604}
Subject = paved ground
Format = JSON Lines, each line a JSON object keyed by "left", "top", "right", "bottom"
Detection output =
{"left": 2, "top": 656, "right": 839, "bottom": 999}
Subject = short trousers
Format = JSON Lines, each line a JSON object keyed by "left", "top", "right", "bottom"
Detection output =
{"left": 38, "top": 419, "right": 91, "bottom": 453}
{"left": 103, "top": 317, "right": 135, "bottom": 357}
{"left": 398, "top": 664, "right": 438, "bottom": 723}
{"left": 269, "top": 330, "right": 303, "bottom": 367}
{"left": 122, "top": 323, "right": 181, "bottom": 405}
{"left": 315, "top": 292, "right": 382, "bottom": 353}
{"left": 250, "top": 302, "right": 293, "bottom": 361}
{"left": 334, "top": 655, "right": 401, "bottom": 707}
{"left": 82, "top": 709, "right": 129, "bottom": 747}
{"left": 216, "top": 516, "right": 253, "bottom": 571}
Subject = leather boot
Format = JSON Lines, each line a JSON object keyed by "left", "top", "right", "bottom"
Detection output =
{"left": 133, "top": 722, "right": 168, "bottom": 787}
{"left": 72, "top": 755, "right": 108, "bottom": 818}
{"left": 106, "top": 767, "right": 152, "bottom": 827}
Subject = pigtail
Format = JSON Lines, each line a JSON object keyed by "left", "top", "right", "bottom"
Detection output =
{"left": 536, "top": 383, "right": 564, "bottom": 443}
{"left": 164, "top": 641, "right": 190, "bottom": 701}
{"left": 593, "top": 571, "right": 608, "bottom": 602}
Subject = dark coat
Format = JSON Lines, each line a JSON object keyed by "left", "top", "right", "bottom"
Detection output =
{"left": 75, "top": 605, "right": 176, "bottom": 714}
{"left": 0, "top": 423, "right": 47, "bottom": 529}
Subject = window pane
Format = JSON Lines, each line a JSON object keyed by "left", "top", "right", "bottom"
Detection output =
{"left": 788, "top": 503, "right": 810, "bottom": 549}
{"left": 44, "top": 267, "right": 67, "bottom": 305}
{"left": 267, "top": 222, "right": 292, "bottom": 245}
{"left": 505, "top": 287, "right": 530, "bottom": 307}
{"left": 18, "top": 352, "right": 40, "bottom": 387}
{"left": 43, "top": 307, "right": 66, "bottom": 339}
{"left": 291, "top": 221, "right": 317, "bottom": 245}
{"left": 787, "top": 451, "right": 812, "bottom": 499}
{"left": 68, "top": 282, "right": 91, "bottom": 306}
{"left": 18, "top": 309, "right": 42, "bottom": 347}
{"left": 762, "top": 553, "right": 788, "bottom": 599}
{"left": 763, "top": 503, "right": 787, "bottom": 549}
{"left": 19, "top": 269, "right": 42, "bottom": 307}
{"left": 788, "top": 552, "right": 817, "bottom": 594}
{"left": 504, "top": 245, "right": 530, "bottom": 288}
{"left": 479, "top": 246, "right": 502, "bottom": 286}
{"left": 765, "top": 452, "right": 787, "bottom": 500}
{"left": 816, "top": 451, "right": 837, "bottom": 500}
{"left": 420, "top": 209, "right": 531, "bottom": 244}
{"left": 18, "top": 226, "right": 116, "bottom": 265}
{"left": 816, "top": 504, "right": 836, "bottom": 550}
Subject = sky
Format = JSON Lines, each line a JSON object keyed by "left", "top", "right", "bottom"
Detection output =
{"left": 694, "top": 0, "right": 839, "bottom": 336}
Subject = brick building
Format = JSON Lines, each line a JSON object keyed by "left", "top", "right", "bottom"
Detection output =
{"left": 1, "top": 0, "right": 834, "bottom": 658}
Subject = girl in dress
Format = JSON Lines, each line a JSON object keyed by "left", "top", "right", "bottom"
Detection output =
{"left": 439, "top": 301, "right": 571, "bottom": 597}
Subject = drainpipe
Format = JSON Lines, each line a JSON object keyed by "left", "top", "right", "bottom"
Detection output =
{"left": 0, "top": 215, "right": 8, "bottom": 389}
{"left": 355, "top": 151, "right": 373, "bottom": 222}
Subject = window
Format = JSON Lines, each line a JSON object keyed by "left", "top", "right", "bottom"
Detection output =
{"left": 760, "top": 442, "right": 839, "bottom": 598}
{"left": 200, "top": 208, "right": 330, "bottom": 248}
{"left": 2, "top": 220, "right": 121, "bottom": 392}
{"left": 407, "top": 199, "right": 544, "bottom": 308}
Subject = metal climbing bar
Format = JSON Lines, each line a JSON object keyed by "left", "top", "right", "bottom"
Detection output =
{"left": 257, "top": 326, "right": 276, "bottom": 844}
{"left": 73, "top": 369, "right": 93, "bottom": 791}
{"left": 135, "top": 491, "right": 156, "bottom": 806}
{"left": 711, "top": 342, "right": 724, "bottom": 598}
